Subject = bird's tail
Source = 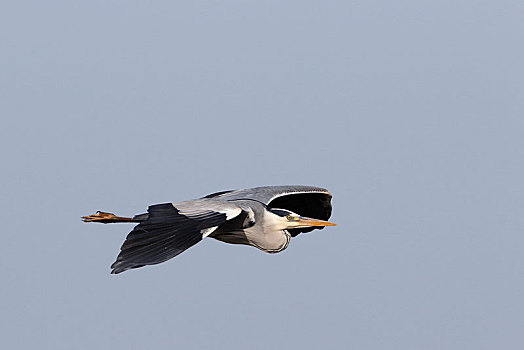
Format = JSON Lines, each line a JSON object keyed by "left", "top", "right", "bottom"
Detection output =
{"left": 82, "top": 211, "right": 142, "bottom": 224}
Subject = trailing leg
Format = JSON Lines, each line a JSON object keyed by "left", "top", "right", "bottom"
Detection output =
{"left": 82, "top": 211, "right": 137, "bottom": 224}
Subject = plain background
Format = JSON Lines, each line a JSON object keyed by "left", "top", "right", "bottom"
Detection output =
{"left": 1, "top": 1, "right": 523, "bottom": 349}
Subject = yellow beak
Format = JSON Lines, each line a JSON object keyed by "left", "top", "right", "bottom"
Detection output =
{"left": 296, "top": 217, "right": 337, "bottom": 227}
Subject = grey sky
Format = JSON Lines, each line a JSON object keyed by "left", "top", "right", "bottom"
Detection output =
{"left": 1, "top": 1, "right": 523, "bottom": 349}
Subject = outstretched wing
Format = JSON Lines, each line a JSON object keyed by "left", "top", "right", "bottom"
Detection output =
{"left": 111, "top": 200, "right": 242, "bottom": 274}
{"left": 210, "top": 185, "right": 330, "bottom": 203}
{"left": 210, "top": 185, "right": 333, "bottom": 237}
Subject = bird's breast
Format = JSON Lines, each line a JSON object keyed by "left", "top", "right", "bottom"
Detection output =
{"left": 245, "top": 229, "right": 290, "bottom": 254}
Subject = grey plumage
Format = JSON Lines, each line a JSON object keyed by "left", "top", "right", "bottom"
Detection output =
{"left": 82, "top": 185, "right": 335, "bottom": 274}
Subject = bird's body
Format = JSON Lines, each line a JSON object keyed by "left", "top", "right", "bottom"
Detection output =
{"left": 82, "top": 185, "right": 335, "bottom": 274}
{"left": 209, "top": 199, "right": 291, "bottom": 253}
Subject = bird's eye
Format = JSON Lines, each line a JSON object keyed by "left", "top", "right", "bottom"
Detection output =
{"left": 286, "top": 215, "right": 293, "bottom": 221}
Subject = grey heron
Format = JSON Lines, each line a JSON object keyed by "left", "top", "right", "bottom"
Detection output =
{"left": 82, "top": 185, "right": 336, "bottom": 274}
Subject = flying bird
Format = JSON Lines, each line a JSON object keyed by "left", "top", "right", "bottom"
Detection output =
{"left": 82, "top": 185, "right": 335, "bottom": 274}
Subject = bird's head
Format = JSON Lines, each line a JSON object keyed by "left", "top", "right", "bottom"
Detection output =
{"left": 268, "top": 208, "right": 336, "bottom": 230}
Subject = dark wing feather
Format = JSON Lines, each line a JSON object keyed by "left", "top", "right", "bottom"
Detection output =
{"left": 268, "top": 192, "right": 332, "bottom": 237}
{"left": 111, "top": 203, "right": 229, "bottom": 274}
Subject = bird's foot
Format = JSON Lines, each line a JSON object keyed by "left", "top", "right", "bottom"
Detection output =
{"left": 82, "top": 211, "right": 123, "bottom": 223}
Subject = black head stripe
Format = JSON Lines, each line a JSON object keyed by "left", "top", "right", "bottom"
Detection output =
{"left": 269, "top": 208, "right": 294, "bottom": 217}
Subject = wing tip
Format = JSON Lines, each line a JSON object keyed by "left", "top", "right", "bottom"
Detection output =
{"left": 110, "top": 261, "right": 143, "bottom": 274}
{"left": 110, "top": 261, "right": 125, "bottom": 274}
